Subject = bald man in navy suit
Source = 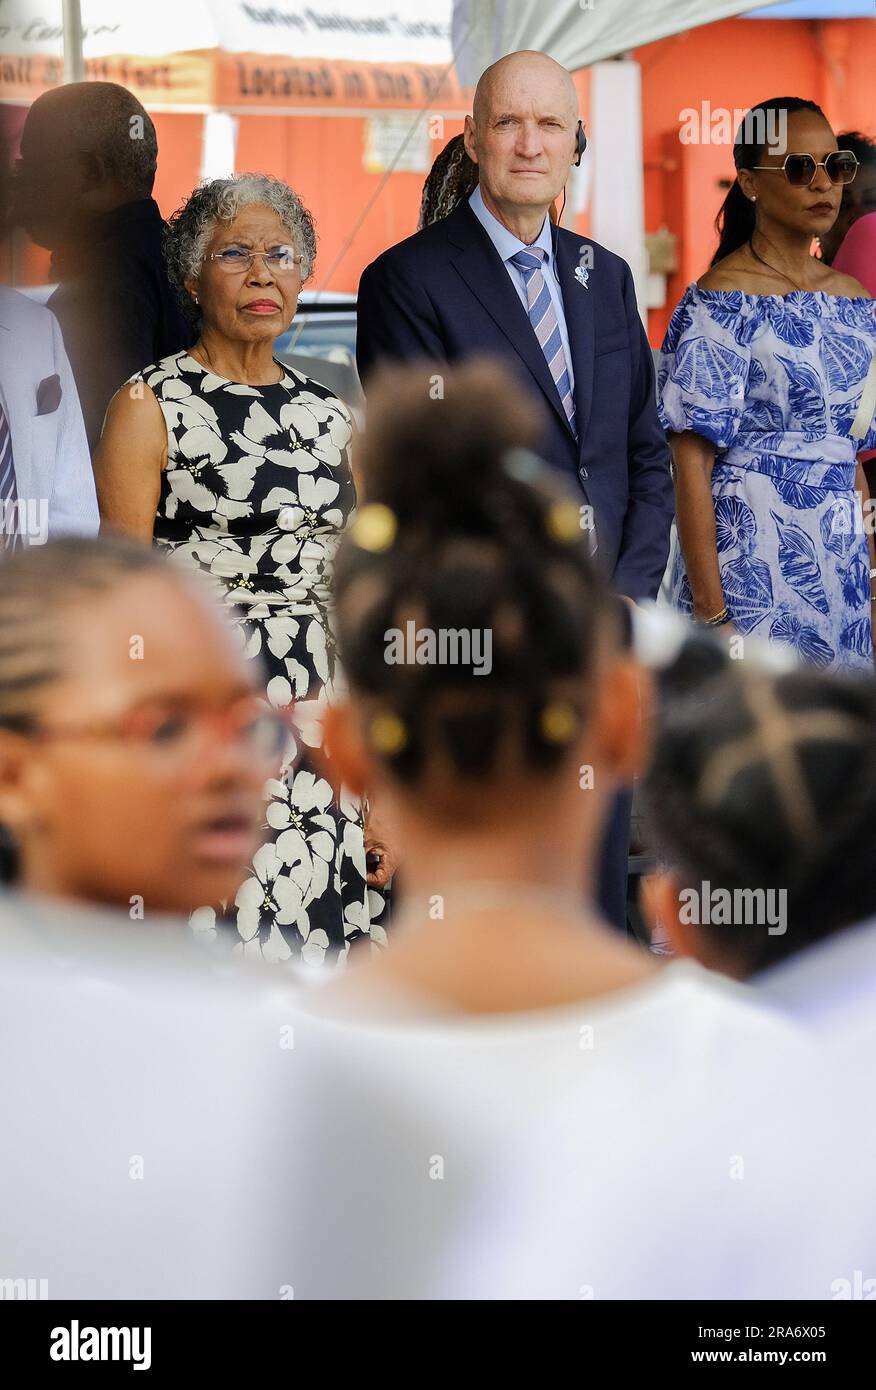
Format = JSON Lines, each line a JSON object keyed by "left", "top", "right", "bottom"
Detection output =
{"left": 357, "top": 51, "right": 674, "bottom": 931}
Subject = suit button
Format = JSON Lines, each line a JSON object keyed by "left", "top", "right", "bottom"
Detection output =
{"left": 579, "top": 468, "right": 589, "bottom": 481}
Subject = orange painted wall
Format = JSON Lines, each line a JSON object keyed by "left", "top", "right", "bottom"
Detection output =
{"left": 638, "top": 17, "right": 876, "bottom": 344}
{"left": 151, "top": 111, "right": 205, "bottom": 221}
{"left": 234, "top": 111, "right": 454, "bottom": 293}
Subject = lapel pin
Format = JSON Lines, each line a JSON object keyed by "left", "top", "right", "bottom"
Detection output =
{"left": 574, "top": 266, "right": 590, "bottom": 289}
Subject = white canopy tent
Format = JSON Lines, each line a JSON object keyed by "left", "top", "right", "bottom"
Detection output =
{"left": 451, "top": 0, "right": 777, "bottom": 84}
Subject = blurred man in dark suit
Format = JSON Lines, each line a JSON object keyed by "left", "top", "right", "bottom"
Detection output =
{"left": 12, "top": 82, "right": 194, "bottom": 451}
{"left": 0, "top": 133, "right": 96, "bottom": 544}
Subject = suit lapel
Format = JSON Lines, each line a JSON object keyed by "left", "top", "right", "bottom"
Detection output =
{"left": 553, "top": 224, "right": 595, "bottom": 447}
{"left": 445, "top": 203, "right": 574, "bottom": 439}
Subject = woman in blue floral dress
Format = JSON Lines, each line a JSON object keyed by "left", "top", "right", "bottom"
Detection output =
{"left": 659, "top": 97, "right": 876, "bottom": 672}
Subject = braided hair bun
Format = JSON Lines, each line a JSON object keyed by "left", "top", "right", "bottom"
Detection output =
{"left": 333, "top": 360, "right": 620, "bottom": 786}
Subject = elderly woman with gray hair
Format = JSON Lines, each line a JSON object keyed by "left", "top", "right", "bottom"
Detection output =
{"left": 94, "top": 173, "right": 390, "bottom": 965}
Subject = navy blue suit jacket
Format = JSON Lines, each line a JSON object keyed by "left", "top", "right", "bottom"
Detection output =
{"left": 357, "top": 200, "right": 674, "bottom": 601}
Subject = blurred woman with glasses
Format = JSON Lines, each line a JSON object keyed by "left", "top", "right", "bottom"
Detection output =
{"left": 658, "top": 97, "right": 876, "bottom": 673}
{"left": 94, "top": 174, "right": 390, "bottom": 966}
{"left": 0, "top": 535, "right": 282, "bottom": 913}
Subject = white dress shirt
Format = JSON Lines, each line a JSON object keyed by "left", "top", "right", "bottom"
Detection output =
{"left": 0, "top": 288, "right": 98, "bottom": 543}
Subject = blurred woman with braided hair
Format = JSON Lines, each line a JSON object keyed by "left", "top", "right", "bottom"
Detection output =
{"left": 0, "top": 536, "right": 333, "bottom": 1300}
{"left": 643, "top": 661, "right": 876, "bottom": 1020}
{"left": 0, "top": 534, "right": 279, "bottom": 913}
{"left": 286, "top": 360, "right": 821, "bottom": 1301}
{"left": 641, "top": 661, "right": 876, "bottom": 1291}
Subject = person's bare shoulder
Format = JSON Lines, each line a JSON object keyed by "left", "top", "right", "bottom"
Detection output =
{"left": 826, "top": 269, "right": 872, "bottom": 300}
{"left": 696, "top": 251, "right": 750, "bottom": 293}
{"left": 96, "top": 378, "right": 167, "bottom": 467}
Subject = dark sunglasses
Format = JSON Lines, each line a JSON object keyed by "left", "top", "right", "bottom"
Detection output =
{"left": 750, "top": 150, "right": 859, "bottom": 187}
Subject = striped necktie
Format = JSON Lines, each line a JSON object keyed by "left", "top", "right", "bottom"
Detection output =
{"left": 509, "top": 247, "right": 577, "bottom": 436}
{"left": 0, "top": 398, "right": 20, "bottom": 550}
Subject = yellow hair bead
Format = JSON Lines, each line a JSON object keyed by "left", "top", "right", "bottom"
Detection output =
{"left": 545, "top": 501, "right": 582, "bottom": 544}
{"left": 539, "top": 700, "right": 579, "bottom": 744}
{"left": 369, "top": 711, "right": 408, "bottom": 756}
{"left": 349, "top": 503, "right": 397, "bottom": 553}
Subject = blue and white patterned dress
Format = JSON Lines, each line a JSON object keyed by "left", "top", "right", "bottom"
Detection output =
{"left": 658, "top": 285, "right": 876, "bottom": 672}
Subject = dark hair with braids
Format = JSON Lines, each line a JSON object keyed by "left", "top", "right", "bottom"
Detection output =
{"left": 332, "top": 360, "right": 624, "bottom": 793}
{"left": 0, "top": 535, "right": 175, "bottom": 883}
{"left": 418, "top": 134, "right": 479, "bottom": 229}
{"left": 712, "top": 97, "right": 827, "bottom": 266}
{"left": 644, "top": 665, "right": 876, "bottom": 975}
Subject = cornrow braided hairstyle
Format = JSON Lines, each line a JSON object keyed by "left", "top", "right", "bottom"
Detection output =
{"left": 644, "top": 665, "right": 876, "bottom": 975}
{"left": 333, "top": 360, "right": 624, "bottom": 797}
{"left": 0, "top": 535, "right": 174, "bottom": 883}
{"left": 418, "top": 134, "right": 479, "bottom": 229}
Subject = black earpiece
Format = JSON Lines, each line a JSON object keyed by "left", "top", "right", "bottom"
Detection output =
{"left": 574, "top": 120, "right": 587, "bottom": 167}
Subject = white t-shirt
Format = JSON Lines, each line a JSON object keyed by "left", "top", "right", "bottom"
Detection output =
{"left": 0, "top": 893, "right": 303, "bottom": 1299}
{"left": 289, "top": 961, "right": 831, "bottom": 1299}
{"left": 755, "top": 919, "right": 876, "bottom": 1299}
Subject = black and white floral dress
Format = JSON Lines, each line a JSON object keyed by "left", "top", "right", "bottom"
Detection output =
{"left": 134, "top": 349, "right": 386, "bottom": 965}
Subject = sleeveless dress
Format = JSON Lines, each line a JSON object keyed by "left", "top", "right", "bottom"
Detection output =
{"left": 134, "top": 349, "right": 386, "bottom": 965}
{"left": 658, "top": 286, "right": 876, "bottom": 672}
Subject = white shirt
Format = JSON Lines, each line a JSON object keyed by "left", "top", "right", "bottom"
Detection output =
{"left": 468, "top": 184, "right": 575, "bottom": 395}
{"left": 756, "top": 915, "right": 876, "bottom": 1035}
{"left": 0, "top": 289, "right": 98, "bottom": 542}
{"left": 0, "top": 893, "right": 306, "bottom": 1297}
{"left": 291, "top": 962, "right": 837, "bottom": 1298}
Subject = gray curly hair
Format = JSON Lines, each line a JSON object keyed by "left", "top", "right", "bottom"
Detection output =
{"left": 164, "top": 173, "right": 317, "bottom": 320}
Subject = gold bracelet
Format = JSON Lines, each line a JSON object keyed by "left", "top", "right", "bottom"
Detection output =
{"left": 702, "top": 605, "right": 730, "bottom": 627}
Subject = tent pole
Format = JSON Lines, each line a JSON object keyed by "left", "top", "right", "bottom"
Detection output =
{"left": 590, "top": 58, "right": 648, "bottom": 319}
{"left": 62, "top": 0, "right": 86, "bottom": 84}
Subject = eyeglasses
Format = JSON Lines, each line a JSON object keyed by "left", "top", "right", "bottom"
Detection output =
{"left": 207, "top": 245, "right": 303, "bottom": 274}
{"left": 27, "top": 696, "right": 294, "bottom": 768}
{"left": 750, "top": 151, "right": 859, "bottom": 187}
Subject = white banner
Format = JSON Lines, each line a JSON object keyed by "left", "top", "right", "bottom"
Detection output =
{"left": 0, "top": 0, "right": 217, "bottom": 56}
{"left": 0, "top": 0, "right": 454, "bottom": 61}
{"left": 211, "top": 0, "right": 452, "bottom": 63}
